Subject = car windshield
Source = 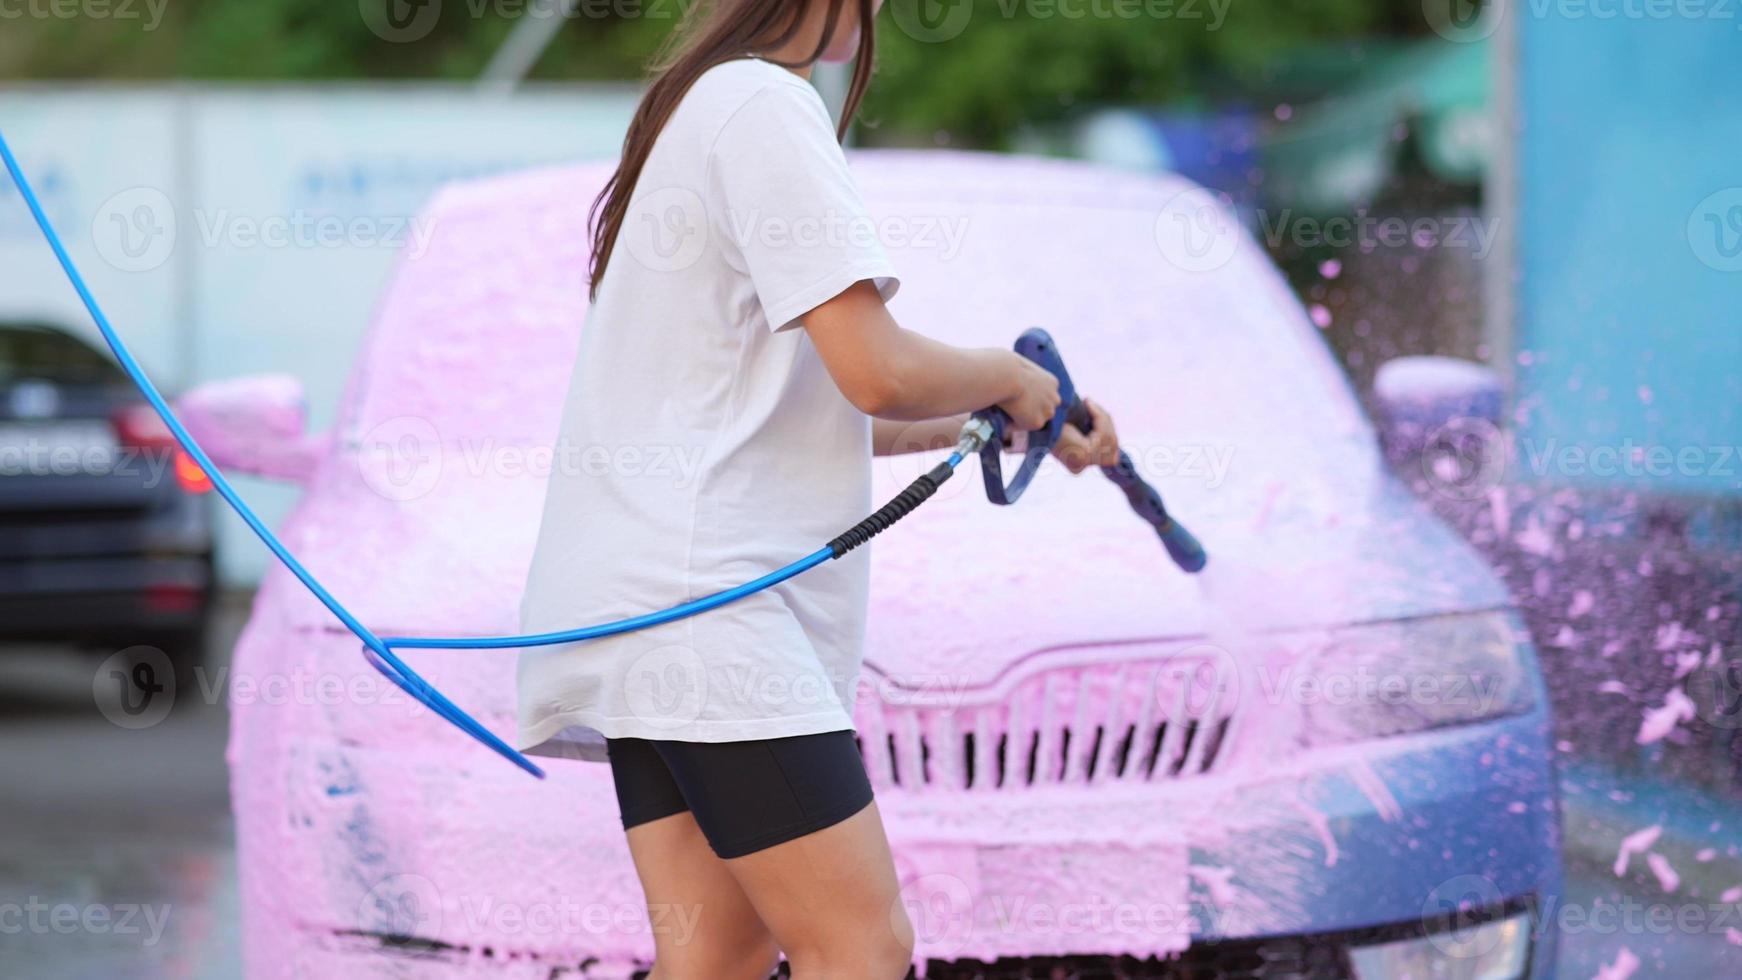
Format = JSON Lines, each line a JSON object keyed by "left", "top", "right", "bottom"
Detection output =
{"left": 0, "top": 324, "right": 123, "bottom": 385}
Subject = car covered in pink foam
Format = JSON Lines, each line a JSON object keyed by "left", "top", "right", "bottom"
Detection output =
{"left": 185, "top": 153, "right": 1559, "bottom": 978}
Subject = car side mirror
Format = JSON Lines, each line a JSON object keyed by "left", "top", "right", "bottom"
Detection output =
{"left": 1373, "top": 356, "right": 1505, "bottom": 463}
{"left": 176, "top": 374, "right": 326, "bottom": 484}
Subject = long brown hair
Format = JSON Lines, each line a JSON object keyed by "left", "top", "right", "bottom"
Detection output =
{"left": 587, "top": 0, "right": 876, "bottom": 296}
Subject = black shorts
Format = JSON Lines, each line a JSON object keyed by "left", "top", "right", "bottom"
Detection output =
{"left": 605, "top": 730, "right": 875, "bottom": 859}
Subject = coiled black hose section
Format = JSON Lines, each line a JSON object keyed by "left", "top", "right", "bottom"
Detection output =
{"left": 828, "top": 460, "right": 956, "bottom": 558}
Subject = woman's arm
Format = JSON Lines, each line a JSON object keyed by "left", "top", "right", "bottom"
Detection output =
{"left": 872, "top": 400, "right": 1121, "bottom": 470}
{"left": 872, "top": 416, "right": 967, "bottom": 457}
{"left": 811, "top": 280, "right": 1123, "bottom": 466}
{"left": 802, "top": 280, "right": 1060, "bottom": 429}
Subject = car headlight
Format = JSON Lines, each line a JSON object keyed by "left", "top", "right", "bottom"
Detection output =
{"left": 1347, "top": 913, "right": 1532, "bottom": 979}
{"left": 1299, "top": 611, "right": 1536, "bottom": 746}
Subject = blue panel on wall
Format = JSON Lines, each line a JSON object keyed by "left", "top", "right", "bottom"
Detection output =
{"left": 1515, "top": 14, "right": 1741, "bottom": 497}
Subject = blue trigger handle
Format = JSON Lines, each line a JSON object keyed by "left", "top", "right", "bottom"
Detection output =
{"left": 973, "top": 328, "right": 1074, "bottom": 505}
{"left": 972, "top": 328, "right": 1208, "bottom": 574}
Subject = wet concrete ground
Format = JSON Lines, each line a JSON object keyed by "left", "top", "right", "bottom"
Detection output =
{"left": 0, "top": 593, "right": 1736, "bottom": 979}
{"left": 0, "top": 595, "right": 246, "bottom": 980}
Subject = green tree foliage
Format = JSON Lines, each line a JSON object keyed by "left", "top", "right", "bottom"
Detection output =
{"left": 2, "top": 0, "right": 665, "bottom": 81}
{"left": 2, "top": 0, "right": 1416, "bottom": 145}
{"left": 863, "top": 0, "right": 1386, "bottom": 145}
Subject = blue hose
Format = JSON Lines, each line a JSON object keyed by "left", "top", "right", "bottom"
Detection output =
{"left": 384, "top": 448, "right": 962, "bottom": 652}
{"left": 0, "top": 130, "right": 964, "bottom": 779}
{"left": 383, "top": 547, "right": 835, "bottom": 650}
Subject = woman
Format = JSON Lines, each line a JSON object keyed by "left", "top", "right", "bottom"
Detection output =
{"left": 516, "top": 0, "right": 1122, "bottom": 976}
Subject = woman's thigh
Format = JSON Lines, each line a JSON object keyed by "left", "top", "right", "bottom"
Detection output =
{"left": 623, "top": 811, "right": 779, "bottom": 980}
{"left": 618, "top": 731, "right": 911, "bottom": 977}
{"left": 722, "top": 802, "right": 914, "bottom": 977}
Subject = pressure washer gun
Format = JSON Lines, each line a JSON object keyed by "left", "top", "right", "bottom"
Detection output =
{"left": 960, "top": 328, "right": 1208, "bottom": 574}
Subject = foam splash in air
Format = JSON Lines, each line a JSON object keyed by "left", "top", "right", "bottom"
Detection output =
{"left": 1645, "top": 852, "right": 1680, "bottom": 893}
{"left": 1593, "top": 947, "right": 1640, "bottom": 980}
{"left": 1613, "top": 825, "right": 1662, "bottom": 877}
{"left": 1189, "top": 549, "right": 1326, "bottom": 756}
{"left": 1637, "top": 687, "right": 1697, "bottom": 745}
{"left": 1191, "top": 549, "right": 1315, "bottom": 635}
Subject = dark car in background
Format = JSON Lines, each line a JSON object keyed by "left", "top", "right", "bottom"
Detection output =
{"left": 0, "top": 321, "right": 216, "bottom": 669}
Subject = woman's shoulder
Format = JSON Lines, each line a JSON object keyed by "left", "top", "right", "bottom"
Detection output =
{"left": 686, "top": 58, "right": 822, "bottom": 118}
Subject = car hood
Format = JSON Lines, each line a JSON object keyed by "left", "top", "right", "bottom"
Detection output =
{"left": 860, "top": 441, "right": 1508, "bottom": 689}
{"left": 263, "top": 435, "right": 1505, "bottom": 692}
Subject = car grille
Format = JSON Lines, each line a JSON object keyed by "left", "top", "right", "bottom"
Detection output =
{"left": 856, "top": 646, "right": 1239, "bottom": 792}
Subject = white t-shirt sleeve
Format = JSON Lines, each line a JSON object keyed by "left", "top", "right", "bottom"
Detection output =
{"left": 708, "top": 81, "right": 900, "bottom": 332}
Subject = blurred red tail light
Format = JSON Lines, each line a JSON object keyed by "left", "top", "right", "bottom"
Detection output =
{"left": 111, "top": 402, "right": 174, "bottom": 447}
{"left": 112, "top": 402, "right": 212, "bottom": 494}
{"left": 173, "top": 450, "right": 213, "bottom": 494}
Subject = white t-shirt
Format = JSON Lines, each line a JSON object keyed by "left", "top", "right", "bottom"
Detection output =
{"left": 517, "top": 58, "right": 900, "bottom": 762}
